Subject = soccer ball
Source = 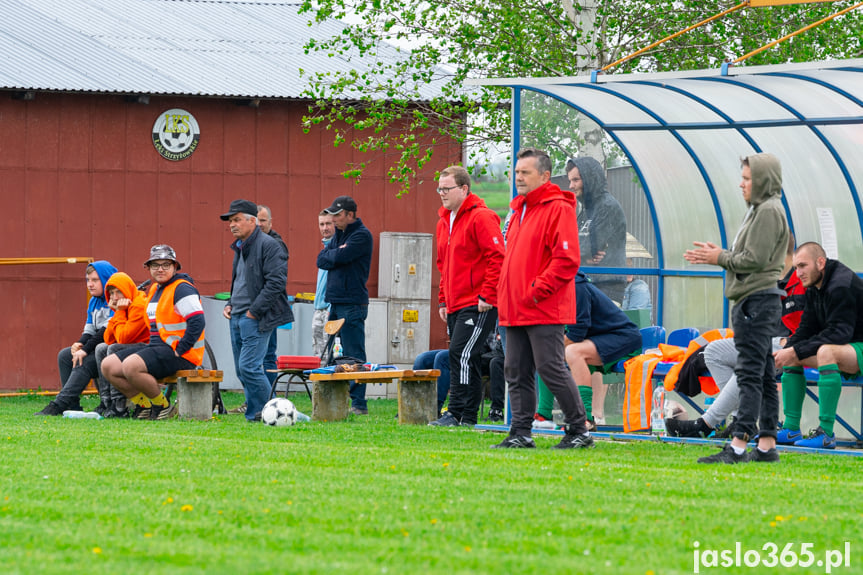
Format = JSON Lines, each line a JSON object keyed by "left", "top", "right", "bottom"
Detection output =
{"left": 261, "top": 398, "right": 297, "bottom": 427}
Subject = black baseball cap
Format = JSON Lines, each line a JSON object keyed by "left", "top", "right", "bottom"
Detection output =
{"left": 220, "top": 199, "right": 258, "bottom": 221}
{"left": 324, "top": 196, "right": 358, "bottom": 215}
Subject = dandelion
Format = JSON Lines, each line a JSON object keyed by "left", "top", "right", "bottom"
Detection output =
{"left": 92, "top": 547, "right": 102, "bottom": 554}
{"left": 181, "top": 505, "right": 193, "bottom": 512}
{"left": 430, "top": 519, "right": 438, "bottom": 525}
{"left": 402, "top": 530, "right": 409, "bottom": 537}
{"left": 568, "top": 475, "right": 573, "bottom": 481}
{"left": 390, "top": 465, "right": 396, "bottom": 470}
{"left": 443, "top": 462, "right": 449, "bottom": 468}
{"left": 770, "top": 521, "right": 777, "bottom": 527}
{"left": 144, "top": 533, "right": 153, "bottom": 538}
{"left": 464, "top": 546, "right": 471, "bottom": 552}
{"left": 162, "top": 497, "right": 174, "bottom": 506}
{"left": 263, "top": 508, "right": 270, "bottom": 513}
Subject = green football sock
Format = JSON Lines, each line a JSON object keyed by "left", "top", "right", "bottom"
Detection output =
{"left": 817, "top": 364, "right": 842, "bottom": 436}
{"left": 536, "top": 375, "right": 554, "bottom": 420}
{"left": 781, "top": 367, "right": 805, "bottom": 431}
{"left": 578, "top": 385, "right": 593, "bottom": 420}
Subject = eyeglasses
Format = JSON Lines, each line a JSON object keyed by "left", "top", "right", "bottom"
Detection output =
{"left": 148, "top": 262, "right": 174, "bottom": 270}
{"left": 436, "top": 185, "right": 463, "bottom": 195}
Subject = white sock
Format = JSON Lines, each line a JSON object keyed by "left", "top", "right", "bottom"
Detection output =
{"left": 731, "top": 444, "right": 746, "bottom": 456}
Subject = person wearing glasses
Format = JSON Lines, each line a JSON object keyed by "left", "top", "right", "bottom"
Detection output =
{"left": 429, "top": 165, "right": 504, "bottom": 427}
{"left": 221, "top": 199, "right": 293, "bottom": 422}
{"left": 101, "top": 245, "right": 206, "bottom": 420}
{"left": 493, "top": 147, "right": 591, "bottom": 449}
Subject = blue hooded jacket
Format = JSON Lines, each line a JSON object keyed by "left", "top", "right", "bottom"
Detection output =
{"left": 80, "top": 260, "right": 117, "bottom": 353}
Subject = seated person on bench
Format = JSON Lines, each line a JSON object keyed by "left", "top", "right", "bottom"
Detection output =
{"left": 94, "top": 271, "right": 152, "bottom": 418}
{"left": 773, "top": 242, "right": 863, "bottom": 449}
{"left": 102, "top": 245, "right": 206, "bottom": 420}
{"left": 35, "top": 260, "right": 117, "bottom": 416}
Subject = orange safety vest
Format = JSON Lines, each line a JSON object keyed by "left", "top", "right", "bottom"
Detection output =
{"left": 662, "top": 328, "right": 734, "bottom": 395}
{"left": 148, "top": 279, "right": 206, "bottom": 366}
{"left": 623, "top": 344, "right": 685, "bottom": 432}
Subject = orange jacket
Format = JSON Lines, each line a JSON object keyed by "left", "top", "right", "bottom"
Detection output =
{"left": 148, "top": 279, "right": 206, "bottom": 366}
{"left": 663, "top": 328, "right": 734, "bottom": 395}
{"left": 104, "top": 272, "right": 150, "bottom": 345}
{"left": 623, "top": 344, "right": 685, "bottom": 432}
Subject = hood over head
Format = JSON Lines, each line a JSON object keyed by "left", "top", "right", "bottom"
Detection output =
{"left": 746, "top": 152, "right": 783, "bottom": 206}
{"left": 105, "top": 272, "right": 140, "bottom": 300}
{"left": 566, "top": 156, "right": 608, "bottom": 212}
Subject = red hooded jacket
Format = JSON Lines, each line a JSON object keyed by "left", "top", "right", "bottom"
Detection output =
{"left": 498, "top": 181, "right": 581, "bottom": 326}
{"left": 437, "top": 193, "right": 505, "bottom": 312}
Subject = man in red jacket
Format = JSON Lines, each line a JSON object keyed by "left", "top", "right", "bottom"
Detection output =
{"left": 493, "top": 148, "right": 592, "bottom": 449}
{"left": 430, "top": 165, "right": 505, "bottom": 427}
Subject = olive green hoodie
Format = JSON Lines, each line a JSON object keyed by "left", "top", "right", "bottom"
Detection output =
{"left": 716, "top": 152, "right": 789, "bottom": 303}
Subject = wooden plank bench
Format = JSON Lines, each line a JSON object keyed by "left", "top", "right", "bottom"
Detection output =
{"left": 159, "top": 369, "right": 224, "bottom": 421}
{"left": 308, "top": 369, "right": 440, "bottom": 423}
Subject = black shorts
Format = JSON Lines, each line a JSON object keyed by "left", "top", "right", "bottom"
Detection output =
{"left": 114, "top": 342, "right": 195, "bottom": 380}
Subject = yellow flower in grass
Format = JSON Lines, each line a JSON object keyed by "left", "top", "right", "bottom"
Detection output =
{"left": 181, "top": 504, "right": 193, "bottom": 512}
{"left": 92, "top": 547, "right": 102, "bottom": 554}
{"left": 162, "top": 497, "right": 174, "bottom": 506}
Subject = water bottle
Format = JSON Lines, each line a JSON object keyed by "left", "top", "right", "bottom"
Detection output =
{"left": 332, "top": 337, "right": 343, "bottom": 359}
{"left": 63, "top": 410, "right": 103, "bottom": 420}
{"left": 650, "top": 386, "right": 665, "bottom": 436}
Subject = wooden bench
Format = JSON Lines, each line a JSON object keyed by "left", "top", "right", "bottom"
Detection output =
{"left": 159, "top": 369, "right": 224, "bottom": 421}
{"left": 308, "top": 369, "right": 440, "bottom": 423}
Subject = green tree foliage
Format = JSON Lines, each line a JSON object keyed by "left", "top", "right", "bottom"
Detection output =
{"left": 298, "top": 0, "right": 862, "bottom": 193}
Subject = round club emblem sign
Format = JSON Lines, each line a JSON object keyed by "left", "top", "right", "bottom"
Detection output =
{"left": 152, "top": 109, "right": 200, "bottom": 161}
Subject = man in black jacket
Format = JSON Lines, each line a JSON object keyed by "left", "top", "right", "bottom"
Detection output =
{"left": 773, "top": 242, "right": 863, "bottom": 449}
{"left": 221, "top": 199, "right": 293, "bottom": 422}
{"left": 317, "top": 195, "right": 373, "bottom": 415}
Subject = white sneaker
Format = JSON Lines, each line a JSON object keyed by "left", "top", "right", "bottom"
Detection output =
{"left": 532, "top": 418, "right": 556, "bottom": 430}
{"left": 594, "top": 416, "right": 606, "bottom": 426}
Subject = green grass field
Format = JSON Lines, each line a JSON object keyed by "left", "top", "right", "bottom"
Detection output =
{"left": 2, "top": 392, "right": 860, "bottom": 575}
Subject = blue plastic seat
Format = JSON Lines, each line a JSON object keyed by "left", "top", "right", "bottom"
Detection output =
{"left": 639, "top": 326, "right": 666, "bottom": 349}
{"left": 667, "top": 327, "right": 700, "bottom": 348}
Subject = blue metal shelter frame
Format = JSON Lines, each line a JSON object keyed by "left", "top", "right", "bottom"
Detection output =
{"left": 483, "top": 59, "right": 863, "bottom": 331}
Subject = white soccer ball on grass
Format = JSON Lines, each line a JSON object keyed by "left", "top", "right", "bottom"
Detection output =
{"left": 261, "top": 397, "right": 297, "bottom": 427}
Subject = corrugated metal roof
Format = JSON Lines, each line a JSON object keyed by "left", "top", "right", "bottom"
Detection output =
{"left": 0, "top": 0, "right": 446, "bottom": 100}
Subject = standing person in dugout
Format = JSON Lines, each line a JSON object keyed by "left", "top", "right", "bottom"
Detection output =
{"left": 494, "top": 147, "right": 592, "bottom": 450}
{"left": 684, "top": 152, "right": 789, "bottom": 464}
{"left": 429, "top": 165, "right": 505, "bottom": 428}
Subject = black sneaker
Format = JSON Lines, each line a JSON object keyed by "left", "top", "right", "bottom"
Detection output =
{"left": 132, "top": 404, "right": 151, "bottom": 420}
{"left": 491, "top": 434, "right": 536, "bottom": 449}
{"left": 148, "top": 403, "right": 177, "bottom": 421}
{"left": 486, "top": 409, "right": 504, "bottom": 422}
{"left": 748, "top": 447, "right": 780, "bottom": 463}
{"left": 554, "top": 432, "right": 595, "bottom": 450}
{"left": 34, "top": 401, "right": 64, "bottom": 416}
{"left": 94, "top": 402, "right": 107, "bottom": 416}
{"left": 697, "top": 444, "right": 749, "bottom": 464}
{"left": 429, "top": 412, "right": 460, "bottom": 427}
{"left": 714, "top": 417, "right": 737, "bottom": 439}
{"left": 666, "top": 417, "right": 711, "bottom": 438}
{"left": 103, "top": 406, "right": 130, "bottom": 419}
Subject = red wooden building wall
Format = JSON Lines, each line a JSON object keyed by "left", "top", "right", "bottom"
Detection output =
{"left": 0, "top": 92, "right": 457, "bottom": 390}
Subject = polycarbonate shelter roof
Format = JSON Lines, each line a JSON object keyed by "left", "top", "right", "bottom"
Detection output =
{"left": 476, "top": 59, "right": 863, "bottom": 328}
{"left": 0, "top": 0, "right": 446, "bottom": 100}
